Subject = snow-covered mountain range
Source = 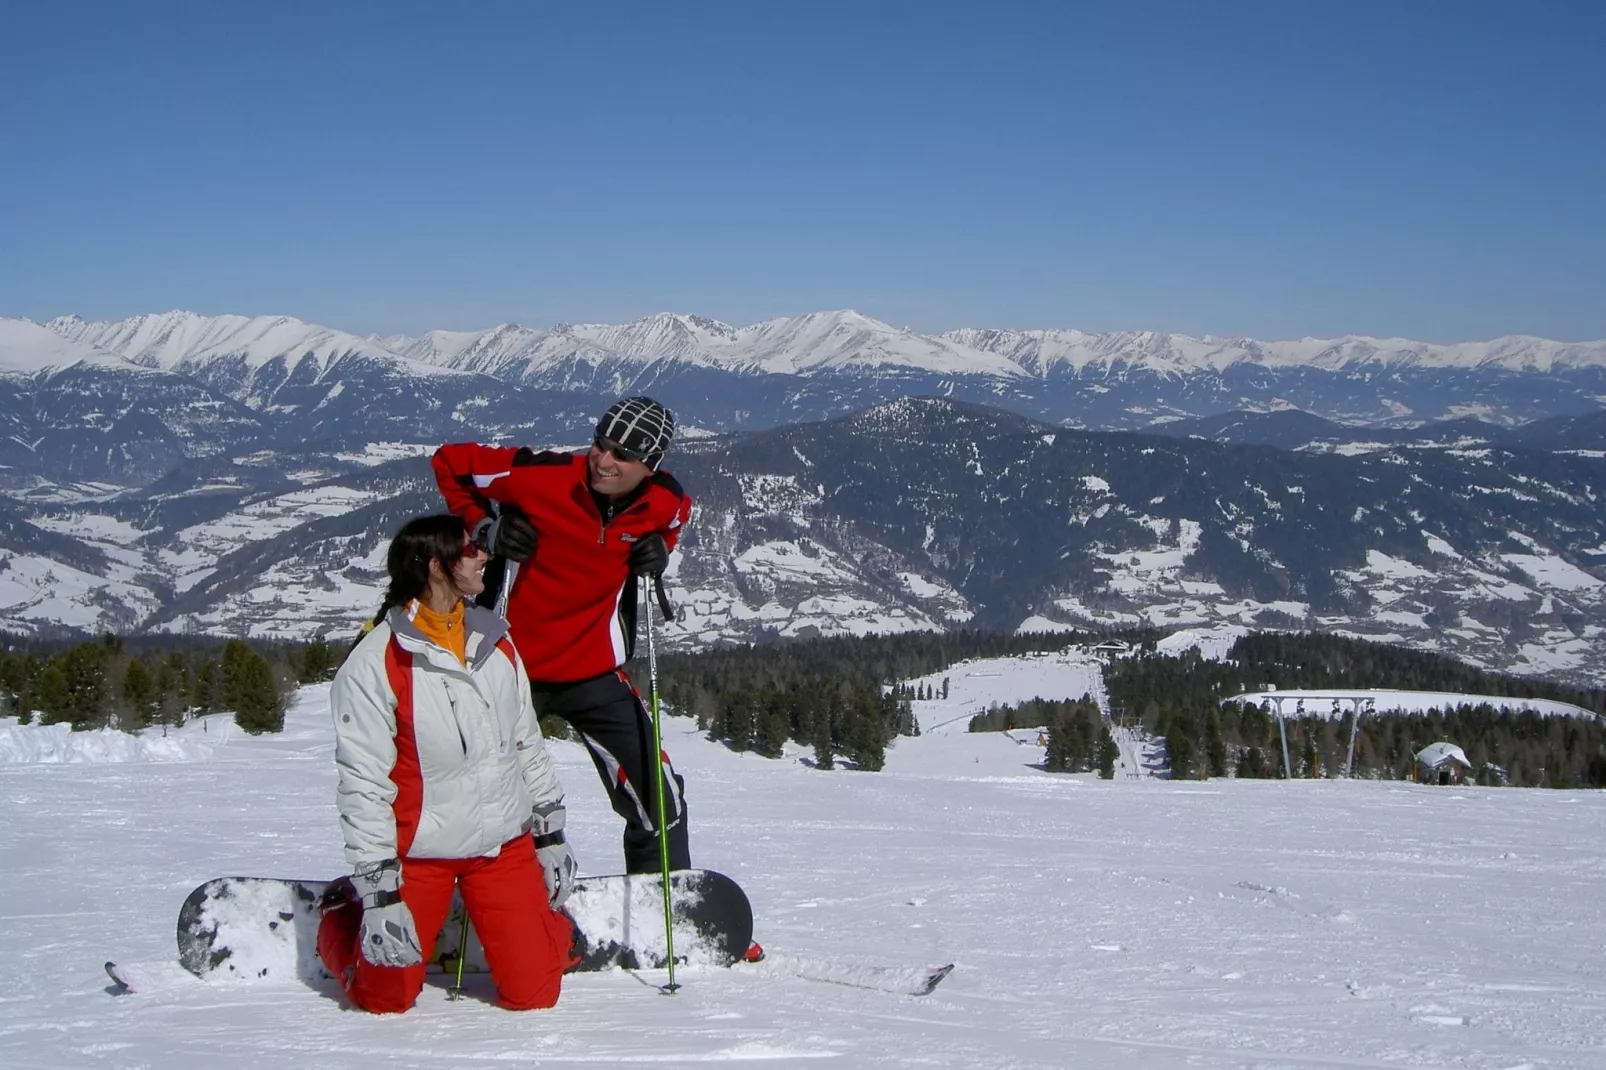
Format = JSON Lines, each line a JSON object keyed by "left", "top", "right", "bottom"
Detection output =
{"left": 3, "top": 396, "right": 1602, "bottom": 684}
{"left": 10, "top": 309, "right": 1604, "bottom": 449}
{"left": 942, "top": 325, "right": 1606, "bottom": 374}
{"left": 3, "top": 308, "right": 1602, "bottom": 682}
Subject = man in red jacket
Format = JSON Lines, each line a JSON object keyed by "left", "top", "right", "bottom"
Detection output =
{"left": 432, "top": 397, "right": 692, "bottom": 873}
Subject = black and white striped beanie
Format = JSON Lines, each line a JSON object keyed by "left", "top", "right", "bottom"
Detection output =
{"left": 595, "top": 396, "right": 676, "bottom": 469}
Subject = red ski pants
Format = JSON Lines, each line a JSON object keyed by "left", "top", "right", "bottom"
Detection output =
{"left": 317, "top": 835, "right": 575, "bottom": 1013}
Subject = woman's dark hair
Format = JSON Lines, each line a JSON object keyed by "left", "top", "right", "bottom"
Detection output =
{"left": 370, "top": 513, "right": 471, "bottom": 626}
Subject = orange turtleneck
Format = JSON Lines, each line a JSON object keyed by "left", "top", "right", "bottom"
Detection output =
{"left": 409, "top": 599, "right": 467, "bottom": 666}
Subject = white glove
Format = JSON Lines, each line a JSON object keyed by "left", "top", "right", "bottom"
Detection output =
{"left": 532, "top": 801, "right": 578, "bottom": 909}
{"left": 351, "top": 860, "right": 423, "bottom": 967}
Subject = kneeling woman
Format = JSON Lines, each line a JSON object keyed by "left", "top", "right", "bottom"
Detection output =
{"left": 320, "top": 514, "right": 579, "bottom": 1012}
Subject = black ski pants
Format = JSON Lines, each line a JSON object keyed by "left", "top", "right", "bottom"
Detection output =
{"left": 529, "top": 671, "right": 690, "bottom": 875}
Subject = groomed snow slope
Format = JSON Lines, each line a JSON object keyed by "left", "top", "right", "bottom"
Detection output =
{"left": 2, "top": 680, "right": 1604, "bottom": 1069}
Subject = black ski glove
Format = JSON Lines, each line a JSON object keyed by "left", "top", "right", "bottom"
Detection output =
{"left": 474, "top": 509, "right": 537, "bottom": 562}
{"left": 627, "top": 533, "right": 669, "bottom": 576}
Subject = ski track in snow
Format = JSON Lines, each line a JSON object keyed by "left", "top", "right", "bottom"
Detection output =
{"left": 3, "top": 681, "right": 1606, "bottom": 1068}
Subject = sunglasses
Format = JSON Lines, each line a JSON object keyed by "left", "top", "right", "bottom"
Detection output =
{"left": 461, "top": 536, "right": 488, "bottom": 558}
{"left": 593, "top": 436, "right": 652, "bottom": 465}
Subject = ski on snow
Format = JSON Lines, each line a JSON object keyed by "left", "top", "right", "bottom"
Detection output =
{"left": 104, "top": 961, "right": 134, "bottom": 995}
{"left": 102, "top": 954, "right": 953, "bottom": 998}
{"left": 753, "top": 954, "right": 954, "bottom": 996}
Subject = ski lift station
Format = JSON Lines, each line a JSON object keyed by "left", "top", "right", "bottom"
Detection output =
{"left": 1216, "top": 687, "right": 1595, "bottom": 780}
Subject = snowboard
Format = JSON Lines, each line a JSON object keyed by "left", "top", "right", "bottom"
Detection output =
{"left": 176, "top": 870, "right": 753, "bottom": 983}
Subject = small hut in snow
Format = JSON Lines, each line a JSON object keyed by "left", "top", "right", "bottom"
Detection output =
{"left": 1414, "top": 742, "right": 1472, "bottom": 785}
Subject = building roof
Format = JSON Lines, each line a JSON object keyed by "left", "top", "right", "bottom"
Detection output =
{"left": 1414, "top": 741, "right": 1471, "bottom": 769}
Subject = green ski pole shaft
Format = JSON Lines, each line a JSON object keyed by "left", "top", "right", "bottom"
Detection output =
{"left": 449, "top": 909, "right": 469, "bottom": 999}
{"left": 644, "top": 574, "right": 678, "bottom": 994}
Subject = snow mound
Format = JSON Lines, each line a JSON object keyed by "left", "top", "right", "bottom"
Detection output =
{"left": 0, "top": 722, "right": 214, "bottom": 764}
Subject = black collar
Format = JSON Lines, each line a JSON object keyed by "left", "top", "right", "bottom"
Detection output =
{"left": 590, "top": 480, "right": 648, "bottom": 522}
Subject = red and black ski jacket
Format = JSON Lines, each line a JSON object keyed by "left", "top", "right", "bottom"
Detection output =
{"left": 432, "top": 444, "right": 692, "bottom": 683}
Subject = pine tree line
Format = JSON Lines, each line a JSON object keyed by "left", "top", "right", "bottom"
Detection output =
{"left": 968, "top": 694, "right": 1119, "bottom": 778}
{"left": 651, "top": 628, "right": 1151, "bottom": 771}
{"left": 692, "top": 677, "right": 911, "bottom": 771}
{"left": 1106, "top": 633, "right": 1604, "bottom": 717}
{"left": 1102, "top": 635, "right": 1606, "bottom": 787}
{"left": 0, "top": 634, "right": 305, "bottom": 736}
{"left": 1147, "top": 701, "right": 1606, "bottom": 787}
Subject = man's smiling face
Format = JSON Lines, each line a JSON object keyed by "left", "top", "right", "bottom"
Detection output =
{"left": 588, "top": 437, "right": 652, "bottom": 500}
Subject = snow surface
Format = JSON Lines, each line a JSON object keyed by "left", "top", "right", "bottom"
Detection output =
{"left": 4, "top": 674, "right": 1606, "bottom": 1068}
{"left": 331, "top": 442, "right": 440, "bottom": 466}
{"left": 1155, "top": 625, "right": 1249, "bottom": 661}
{"left": 0, "top": 318, "right": 144, "bottom": 375}
{"left": 0, "top": 719, "right": 214, "bottom": 763}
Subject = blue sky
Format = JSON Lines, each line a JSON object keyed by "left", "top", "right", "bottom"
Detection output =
{"left": 2, "top": 1, "right": 1602, "bottom": 341}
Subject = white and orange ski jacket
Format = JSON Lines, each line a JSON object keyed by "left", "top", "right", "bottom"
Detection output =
{"left": 331, "top": 601, "right": 564, "bottom": 868}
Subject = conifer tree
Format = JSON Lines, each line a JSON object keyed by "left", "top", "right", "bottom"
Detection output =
{"left": 1206, "top": 708, "right": 1229, "bottom": 778}
{"left": 0, "top": 650, "right": 15, "bottom": 714}
{"left": 155, "top": 653, "right": 188, "bottom": 727}
{"left": 754, "top": 694, "right": 789, "bottom": 759}
{"left": 298, "top": 636, "right": 337, "bottom": 684}
{"left": 220, "top": 639, "right": 254, "bottom": 709}
{"left": 811, "top": 707, "right": 835, "bottom": 770}
{"left": 1097, "top": 725, "right": 1118, "bottom": 779}
{"left": 1168, "top": 708, "right": 1197, "bottom": 780}
{"left": 36, "top": 643, "right": 109, "bottom": 730}
{"left": 121, "top": 659, "right": 161, "bottom": 729}
{"left": 844, "top": 694, "right": 885, "bottom": 771}
{"left": 230, "top": 648, "right": 284, "bottom": 734}
{"left": 192, "top": 658, "right": 219, "bottom": 714}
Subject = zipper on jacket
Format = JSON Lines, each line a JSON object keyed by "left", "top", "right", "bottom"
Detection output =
{"left": 445, "top": 685, "right": 468, "bottom": 756}
{"left": 593, "top": 491, "right": 650, "bottom": 544}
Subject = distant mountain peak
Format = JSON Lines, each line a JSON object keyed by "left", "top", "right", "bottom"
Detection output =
{"left": 0, "top": 318, "right": 142, "bottom": 375}
{"left": 38, "top": 309, "right": 1606, "bottom": 381}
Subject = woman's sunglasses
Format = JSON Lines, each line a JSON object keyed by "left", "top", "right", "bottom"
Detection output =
{"left": 593, "top": 436, "right": 651, "bottom": 465}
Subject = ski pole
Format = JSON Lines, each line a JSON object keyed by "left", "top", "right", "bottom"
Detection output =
{"left": 493, "top": 559, "right": 519, "bottom": 619}
{"left": 448, "top": 906, "right": 470, "bottom": 1000}
{"left": 643, "top": 572, "right": 679, "bottom": 994}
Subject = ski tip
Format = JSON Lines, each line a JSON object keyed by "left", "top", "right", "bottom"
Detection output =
{"left": 915, "top": 964, "right": 955, "bottom": 996}
{"left": 742, "top": 940, "right": 766, "bottom": 964}
{"left": 104, "top": 961, "right": 132, "bottom": 994}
